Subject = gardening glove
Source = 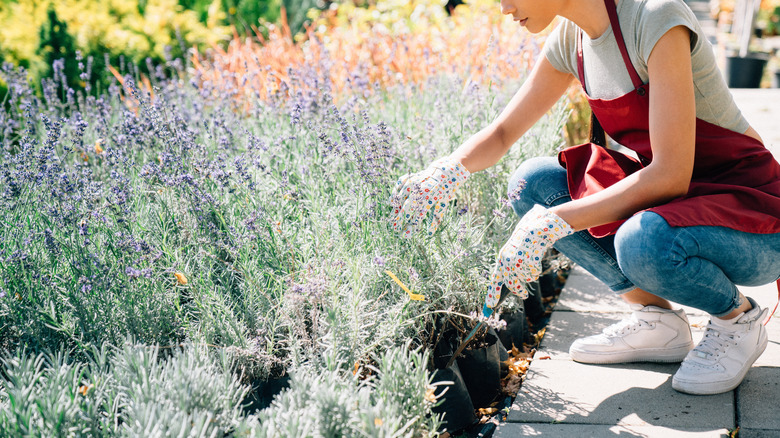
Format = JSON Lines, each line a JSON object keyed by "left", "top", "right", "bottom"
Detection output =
{"left": 484, "top": 204, "right": 574, "bottom": 316}
{"left": 389, "top": 156, "right": 470, "bottom": 238}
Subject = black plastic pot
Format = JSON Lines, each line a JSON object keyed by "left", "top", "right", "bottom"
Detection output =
{"left": 774, "top": 71, "right": 780, "bottom": 88}
{"left": 456, "top": 327, "right": 507, "bottom": 408}
{"left": 726, "top": 54, "right": 769, "bottom": 88}
{"left": 498, "top": 306, "right": 531, "bottom": 350}
{"left": 242, "top": 375, "right": 291, "bottom": 414}
{"left": 539, "top": 255, "right": 558, "bottom": 298}
{"left": 431, "top": 362, "right": 478, "bottom": 433}
{"left": 432, "top": 320, "right": 460, "bottom": 370}
{"left": 523, "top": 281, "right": 546, "bottom": 325}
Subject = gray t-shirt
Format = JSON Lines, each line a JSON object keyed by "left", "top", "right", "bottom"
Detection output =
{"left": 543, "top": 0, "right": 748, "bottom": 134}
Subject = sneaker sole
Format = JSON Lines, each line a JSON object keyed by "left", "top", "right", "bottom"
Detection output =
{"left": 672, "top": 331, "right": 769, "bottom": 395}
{"left": 570, "top": 342, "right": 694, "bottom": 364}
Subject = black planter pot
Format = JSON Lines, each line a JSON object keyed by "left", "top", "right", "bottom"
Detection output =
{"left": 523, "top": 281, "right": 546, "bottom": 325}
{"left": 431, "top": 362, "right": 478, "bottom": 433}
{"left": 774, "top": 71, "right": 780, "bottom": 88}
{"left": 242, "top": 375, "right": 291, "bottom": 414}
{"left": 498, "top": 306, "right": 531, "bottom": 350}
{"left": 456, "top": 327, "right": 507, "bottom": 408}
{"left": 432, "top": 319, "right": 461, "bottom": 370}
{"left": 726, "top": 54, "right": 769, "bottom": 88}
{"left": 539, "top": 252, "right": 560, "bottom": 298}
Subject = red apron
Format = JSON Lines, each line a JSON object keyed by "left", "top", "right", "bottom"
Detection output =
{"left": 558, "top": 0, "right": 780, "bottom": 240}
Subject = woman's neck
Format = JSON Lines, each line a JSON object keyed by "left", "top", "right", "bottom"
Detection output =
{"left": 559, "top": 0, "right": 614, "bottom": 39}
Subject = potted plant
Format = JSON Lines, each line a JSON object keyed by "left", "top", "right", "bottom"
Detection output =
{"left": 758, "top": 0, "right": 780, "bottom": 35}
{"left": 725, "top": 0, "right": 770, "bottom": 88}
{"left": 757, "top": 0, "right": 780, "bottom": 86}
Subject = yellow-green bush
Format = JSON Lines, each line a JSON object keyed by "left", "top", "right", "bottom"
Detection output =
{"left": 0, "top": 0, "right": 231, "bottom": 88}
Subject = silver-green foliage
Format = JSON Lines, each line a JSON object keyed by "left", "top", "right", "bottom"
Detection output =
{"left": 0, "top": 341, "right": 441, "bottom": 437}
{"left": 0, "top": 58, "right": 568, "bottom": 379}
{"left": 0, "top": 51, "right": 569, "bottom": 434}
{"left": 247, "top": 342, "right": 441, "bottom": 438}
{"left": 0, "top": 341, "right": 250, "bottom": 437}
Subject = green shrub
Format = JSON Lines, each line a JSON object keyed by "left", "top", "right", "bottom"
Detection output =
{"left": 0, "top": 0, "right": 231, "bottom": 93}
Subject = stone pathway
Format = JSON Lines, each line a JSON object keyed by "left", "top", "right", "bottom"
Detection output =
{"left": 495, "top": 265, "right": 779, "bottom": 437}
{"left": 731, "top": 89, "right": 780, "bottom": 161}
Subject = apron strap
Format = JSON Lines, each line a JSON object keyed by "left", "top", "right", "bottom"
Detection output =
{"left": 603, "top": 0, "right": 644, "bottom": 89}
{"left": 576, "top": 0, "right": 645, "bottom": 93}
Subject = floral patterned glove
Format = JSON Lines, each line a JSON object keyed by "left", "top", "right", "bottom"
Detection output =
{"left": 484, "top": 204, "right": 574, "bottom": 313}
{"left": 390, "top": 157, "right": 470, "bottom": 238}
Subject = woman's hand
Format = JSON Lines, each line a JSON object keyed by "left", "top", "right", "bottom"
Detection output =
{"left": 389, "top": 157, "right": 470, "bottom": 238}
{"left": 485, "top": 205, "right": 574, "bottom": 310}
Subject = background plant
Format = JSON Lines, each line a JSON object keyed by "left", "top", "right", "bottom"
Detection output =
{"left": 0, "top": 0, "right": 577, "bottom": 434}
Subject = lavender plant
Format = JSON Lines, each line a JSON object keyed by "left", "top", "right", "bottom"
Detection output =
{"left": 0, "top": 41, "right": 568, "bottom": 432}
{"left": 244, "top": 342, "right": 442, "bottom": 437}
{"left": 0, "top": 341, "right": 251, "bottom": 436}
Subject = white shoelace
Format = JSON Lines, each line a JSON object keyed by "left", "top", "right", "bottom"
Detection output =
{"left": 690, "top": 323, "right": 739, "bottom": 361}
{"left": 602, "top": 315, "right": 653, "bottom": 337}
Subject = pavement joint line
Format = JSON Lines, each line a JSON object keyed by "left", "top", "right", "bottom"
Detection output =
{"left": 499, "top": 269, "right": 780, "bottom": 435}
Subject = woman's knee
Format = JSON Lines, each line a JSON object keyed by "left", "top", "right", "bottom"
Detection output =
{"left": 614, "top": 212, "right": 679, "bottom": 289}
{"left": 507, "top": 157, "right": 568, "bottom": 217}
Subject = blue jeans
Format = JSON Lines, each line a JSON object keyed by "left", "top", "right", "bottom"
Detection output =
{"left": 508, "top": 157, "right": 780, "bottom": 317}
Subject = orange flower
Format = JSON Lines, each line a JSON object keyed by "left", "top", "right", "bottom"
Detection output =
{"left": 78, "top": 384, "right": 93, "bottom": 396}
{"left": 174, "top": 272, "right": 188, "bottom": 285}
{"left": 424, "top": 385, "right": 437, "bottom": 404}
{"left": 94, "top": 139, "right": 104, "bottom": 154}
{"left": 374, "top": 418, "right": 383, "bottom": 427}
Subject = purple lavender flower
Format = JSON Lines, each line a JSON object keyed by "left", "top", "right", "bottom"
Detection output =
{"left": 125, "top": 266, "right": 142, "bottom": 279}
{"left": 508, "top": 179, "right": 527, "bottom": 202}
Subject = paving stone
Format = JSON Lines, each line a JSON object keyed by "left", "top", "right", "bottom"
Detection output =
{"left": 539, "top": 310, "right": 710, "bottom": 361}
{"left": 736, "top": 367, "right": 780, "bottom": 431}
{"left": 558, "top": 265, "right": 779, "bottom": 317}
{"left": 538, "top": 310, "right": 629, "bottom": 360}
{"left": 507, "top": 359, "right": 735, "bottom": 428}
{"left": 555, "top": 266, "right": 625, "bottom": 313}
{"left": 731, "top": 90, "right": 780, "bottom": 162}
{"left": 739, "top": 429, "right": 780, "bottom": 438}
{"left": 494, "top": 423, "right": 731, "bottom": 438}
{"left": 738, "top": 282, "right": 780, "bottom": 321}
{"left": 556, "top": 266, "right": 710, "bottom": 316}
{"left": 754, "top": 319, "right": 780, "bottom": 367}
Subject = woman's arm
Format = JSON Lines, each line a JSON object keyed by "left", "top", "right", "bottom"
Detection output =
{"left": 551, "top": 25, "right": 696, "bottom": 231}
{"left": 450, "top": 55, "right": 576, "bottom": 172}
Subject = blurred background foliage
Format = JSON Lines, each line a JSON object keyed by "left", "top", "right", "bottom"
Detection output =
{"left": 0, "top": 0, "right": 592, "bottom": 147}
{"left": 0, "top": 0, "right": 330, "bottom": 97}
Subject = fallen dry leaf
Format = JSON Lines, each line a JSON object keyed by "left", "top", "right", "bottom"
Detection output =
{"left": 533, "top": 328, "right": 546, "bottom": 345}
{"left": 477, "top": 407, "right": 498, "bottom": 416}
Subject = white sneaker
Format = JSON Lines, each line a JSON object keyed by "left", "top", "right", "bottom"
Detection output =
{"left": 672, "top": 297, "right": 768, "bottom": 395}
{"left": 569, "top": 305, "right": 694, "bottom": 364}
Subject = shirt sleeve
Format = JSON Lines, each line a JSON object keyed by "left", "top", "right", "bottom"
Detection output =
{"left": 542, "top": 20, "right": 578, "bottom": 76}
{"left": 635, "top": 0, "right": 700, "bottom": 63}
